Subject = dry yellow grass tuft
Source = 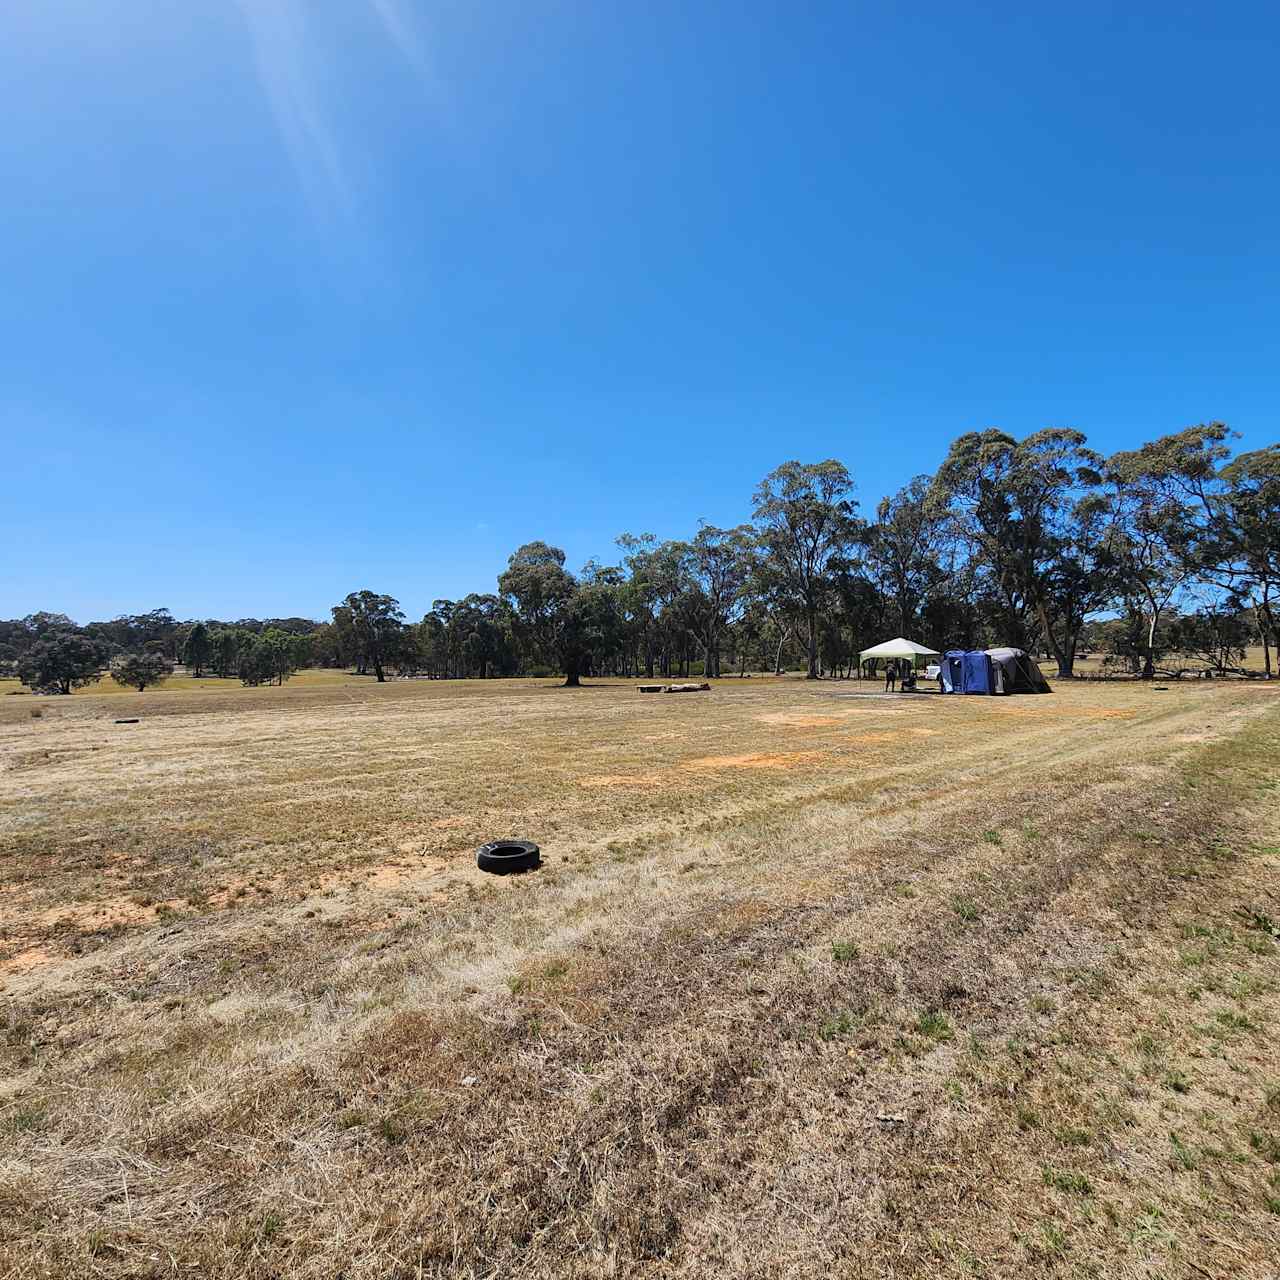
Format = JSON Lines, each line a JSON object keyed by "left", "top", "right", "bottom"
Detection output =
{"left": 1, "top": 674, "right": 1278, "bottom": 1276}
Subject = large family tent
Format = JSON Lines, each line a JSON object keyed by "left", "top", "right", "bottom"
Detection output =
{"left": 940, "top": 648, "right": 1051, "bottom": 695}
{"left": 859, "top": 637, "right": 941, "bottom": 670}
{"left": 987, "top": 647, "right": 1052, "bottom": 693}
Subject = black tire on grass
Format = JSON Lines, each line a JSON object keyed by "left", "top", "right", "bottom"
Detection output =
{"left": 477, "top": 839, "right": 541, "bottom": 875}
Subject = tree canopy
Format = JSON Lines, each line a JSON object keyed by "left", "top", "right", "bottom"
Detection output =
{"left": 5, "top": 423, "right": 1276, "bottom": 689}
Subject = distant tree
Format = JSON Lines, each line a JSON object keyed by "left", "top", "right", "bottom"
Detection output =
{"left": 454, "top": 594, "right": 517, "bottom": 679}
{"left": 744, "top": 552, "right": 806, "bottom": 674}
{"left": 1214, "top": 445, "right": 1280, "bottom": 676}
{"left": 865, "top": 476, "right": 948, "bottom": 638}
{"left": 89, "top": 608, "right": 179, "bottom": 659}
{"left": 335, "top": 590, "right": 405, "bottom": 682}
{"left": 306, "top": 621, "right": 342, "bottom": 669}
{"left": 110, "top": 652, "right": 173, "bottom": 692}
{"left": 934, "top": 429, "right": 1109, "bottom": 675}
{"left": 560, "top": 581, "right": 625, "bottom": 684}
{"left": 616, "top": 534, "right": 691, "bottom": 678}
{"left": 498, "top": 542, "right": 587, "bottom": 685}
{"left": 182, "top": 622, "right": 212, "bottom": 677}
{"left": 686, "top": 524, "right": 756, "bottom": 678}
{"left": 1167, "top": 606, "right": 1251, "bottom": 675}
{"left": 209, "top": 629, "right": 236, "bottom": 678}
{"left": 238, "top": 628, "right": 303, "bottom": 686}
{"left": 752, "top": 460, "right": 859, "bottom": 678}
{"left": 1108, "top": 424, "right": 1231, "bottom": 678}
{"left": 23, "top": 612, "right": 77, "bottom": 638}
{"left": 16, "top": 631, "right": 107, "bottom": 695}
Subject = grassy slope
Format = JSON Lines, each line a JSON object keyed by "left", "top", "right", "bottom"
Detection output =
{"left": 0, "top": 682, "right": 1277, "bottom": 1277}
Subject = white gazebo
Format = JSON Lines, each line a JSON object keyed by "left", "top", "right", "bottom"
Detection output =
{"left": 858, "top": 637, "right": 940, "bottom": 668}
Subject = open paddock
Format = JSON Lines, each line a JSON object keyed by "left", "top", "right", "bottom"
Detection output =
{"left": 1, "top": 674, "right": 1278, "bottom": 1277}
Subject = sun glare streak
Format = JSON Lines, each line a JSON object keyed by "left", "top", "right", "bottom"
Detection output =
{"left": 236, "top": 0, "right": 437, "bottom": 220}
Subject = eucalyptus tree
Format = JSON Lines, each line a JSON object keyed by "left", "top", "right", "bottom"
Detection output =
{"left": 751, "top": 460, "right": 860, "bottom": 679}
{"left": 110, "top": 652, "right": 172, "bottom": 692}
{"left": 687, "top": 523, "right": 756, "bottom": 678}
{"left": 1215, "top": 445, "right": 1280, "bottom": 675}
{"left": 181, "top": 622, "right": 212, "bottom": 677}
{"left": 1166, "top": 606, "right": 1251, "bottom": 675}
{"left": 933, "top": 428, "right": 1109, "bottom": 675}
{"left": 1107, "top": 424, "right": 1232, "bottom": 678}
{"left": 744, "top": 552, "right": 806, "bottom": 674}
{"left": 498, "top": 542, "right": 585, "bottom": 684}
{"left": 16, "top": 631, "right": 106, "bottom": 695}
{"left": 865, "top": 475, "right": 949, "bottom": 637}
{"left": 616, "top": 534, "right": 693, "bottom": 678}
{"left": 451, "top": 593, "right": 517, "bottom": 679}
{"left": 238, "top": 628, "right": 305, "bottom": 686}
{"left": 335, "top": 590, "right": 406, "bottom": 682}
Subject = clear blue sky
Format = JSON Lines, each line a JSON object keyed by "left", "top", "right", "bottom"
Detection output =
{"left": 3, "top": 2, "right": 1276, "bottom": 622}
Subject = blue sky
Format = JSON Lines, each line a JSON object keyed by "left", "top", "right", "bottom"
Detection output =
{"left": 3, "top": 1, "right": 1277, "bottom": 622}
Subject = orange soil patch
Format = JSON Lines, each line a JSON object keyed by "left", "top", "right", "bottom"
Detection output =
{"left": 16, "top": 856, "right": 456, "bottom": 944}
{"left": 755, "top": 712, "right": 845, "bottom": 728}
{"left": 684, "top": 751, "right": 827, "bottom": 771}
{"left": 429, "top": 816, "right": 470, "bottom": 831}
{"left": 579, "top": 774, "right": 666, "bottom": 789}
{"left": 33, "top": 894, "right": 152, "bottom": 932}
{"left": 289, "top": 857, "right": 451, "bottom": 897}
{"left": 0, "top": 945, "right": 56, "bottom": 979}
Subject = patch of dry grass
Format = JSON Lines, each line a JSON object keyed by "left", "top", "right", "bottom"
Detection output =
{"left": 1, "top": 675, "right": 1277, "bottom": 1276}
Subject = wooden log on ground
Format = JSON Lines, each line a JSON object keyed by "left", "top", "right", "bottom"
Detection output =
{"left": 664, "top": 682, "right": 711, "bottom": 693}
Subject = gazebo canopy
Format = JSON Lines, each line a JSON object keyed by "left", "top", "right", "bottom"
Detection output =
{"left": 858, "top": 637, "right": 941, "bottom": 661}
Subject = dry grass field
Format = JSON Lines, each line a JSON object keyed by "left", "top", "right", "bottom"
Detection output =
{"left": 2, "top": 674, "right": 1279, "bottom": 1278}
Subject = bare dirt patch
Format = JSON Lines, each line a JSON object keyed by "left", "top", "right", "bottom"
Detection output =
{"left": 755, "top": 710, "right": 857, "bottom": 727}
{"left": 0, "top": 944, "right": 55, "bottom": 977}
{"left": 684, "top": 750, "right": 828, "bottom": 771}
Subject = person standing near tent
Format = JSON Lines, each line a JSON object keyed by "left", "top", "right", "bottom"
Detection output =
{"left": 884, "top": 659, "right": 897, "bottom": 693}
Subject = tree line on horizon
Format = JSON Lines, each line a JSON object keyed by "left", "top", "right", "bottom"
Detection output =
{"left": 4, "top": 423, "right": 1277, "bottom": 694}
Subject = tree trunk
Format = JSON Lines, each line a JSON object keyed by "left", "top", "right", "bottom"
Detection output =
{"left": 805, "top": 608, "right": 819, "bottom": 679}
{"left": 1142, "top": 605, "right": 1160, "bottom": 680}
{"left": 374, "top": 658, "right": 386, "bottom": 682}
{"left": 1058, "top": 633, "right": 1077, "bottom": 678}
{"left": 1256, "top": 597, "right": 1273, "bottom": 678}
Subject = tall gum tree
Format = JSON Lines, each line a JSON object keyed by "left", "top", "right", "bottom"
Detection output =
{"left": 498, "top": 542, "right": 582, "bottom": 686}
{"left": 1107, "top": 424, "right": 1232, "bottom": 679}
{"left": 866, "top": 475, "right": 949, "bottom": 638}
{"left": 933, "top": 428, "right": 1109, "bottom": 676}
{"left": 335, "top": 590, "right": 406, "bottom": 682}
{"left": 1214, "top": 445, "right": 1280, "bottom": 677}
{"left": 686, "top": 523, "right": 756, "bottom": 679}
{"left": 751, "top": 461, "right": 859, "bottom": 679}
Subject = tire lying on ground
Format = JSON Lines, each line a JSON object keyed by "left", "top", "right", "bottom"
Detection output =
{"left": 476, "top": 839, "right": 541, "bottom": 874}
